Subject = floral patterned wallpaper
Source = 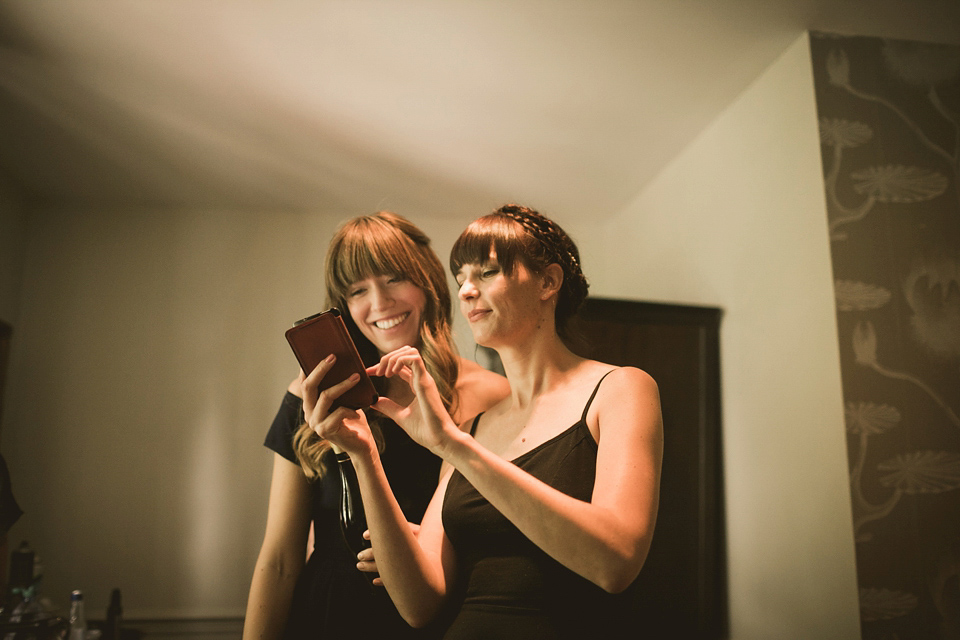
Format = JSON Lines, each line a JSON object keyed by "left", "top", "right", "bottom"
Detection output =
{"left": 811, "top": 32, "right": 960, "bottom": 639}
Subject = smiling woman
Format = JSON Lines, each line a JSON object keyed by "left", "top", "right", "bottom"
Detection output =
{"left": 301, "top": 204, "right": 663, "bottom": 639}
{"left": 243, "top": 211, "right": 509, "bottom": 640}
{"left": 346, "top": 274, "right": 427, "bottom": 358}
{"left": 322, "top": 213, "right": 462, "bottom": 422}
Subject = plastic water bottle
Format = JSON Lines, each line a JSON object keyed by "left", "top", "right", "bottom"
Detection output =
{"left": 69, "top": 590, "right": 87, "bottom": 640}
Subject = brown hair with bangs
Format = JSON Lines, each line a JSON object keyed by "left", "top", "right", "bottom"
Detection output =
{"left": 450, "top": 204, "right": 589, "bottom": 339}
{"left": 294, "top": 211, "right": 460, "bottom": 478}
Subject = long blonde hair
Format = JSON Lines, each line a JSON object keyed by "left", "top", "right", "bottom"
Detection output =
{"left": 293, "top": 212, "right": 460, "bottom": 478}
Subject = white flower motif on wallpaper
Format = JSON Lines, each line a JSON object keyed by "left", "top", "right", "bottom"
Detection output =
{"left": 820, "top": 118, "right": 873, "bottom": 148}
{"left": 846, "top": 401, "right": 903, "bottom": 541}
{"left": 846, "top": 400, "right": 960, "bottom": 540}
{"left": 835, "top": 280, "right": 891, "bottom": 311}
{"left": 846, "top": 401, "right": 901, "bottom": 436}
{"left": 852, "top": 321, "right": 878, "bottom": 365}
{"left": 820, "top": 35, "right": 960, "bottom": 638}
{"left": 827, "top": 46, "right": 960, "bottom": 178}
{"left": 826, "top": 49, "right": 852, "bottom": 88}
{"left": 859, "top": 587, "right": 918, "bottom": 622}
{"left": 878, "top": 451, "right": 960, "bottom": 493}
{"left": 851, "top": 165, "right": 948, "bottom": 204}
{"left": 852, "top": 321, "right": 960, "bottom": 428}
{"left": 904, "top": 257, "right": 960, "bottom": 360}
{"left": 819, "top": 117, "right": 875, "bottom": 238}
{"left": 819, "top": 118, "right": 949, "bottom": 236}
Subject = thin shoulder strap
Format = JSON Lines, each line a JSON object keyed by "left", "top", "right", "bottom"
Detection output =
{"left": 580, "top": 369, "right": 618, "bottom": 423}
{"left": 469, "top": 413, "right": 483, "bottom": 437}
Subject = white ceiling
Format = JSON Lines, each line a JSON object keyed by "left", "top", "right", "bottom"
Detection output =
{"left": 1, "top": 0, "right": 958, "bottom": 220}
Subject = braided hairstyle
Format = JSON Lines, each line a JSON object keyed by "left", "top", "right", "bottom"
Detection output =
{"left": 450, "top": 204, "right": 589, "bottom": 339}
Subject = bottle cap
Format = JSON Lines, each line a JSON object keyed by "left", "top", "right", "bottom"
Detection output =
{"left": 71, "top": 590, "right": 83, "bottom": 601}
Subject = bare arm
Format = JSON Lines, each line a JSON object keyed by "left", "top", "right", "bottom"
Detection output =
{"left": 242, "top": 454, "right": 312, "bottom": 640}
{"left": 300, "top": 355, "right": 452, "bottom": 627}
{"left": 440, "top": 367, "right": 662, "bottom": 591}
{"left": 284, "top": 375, "right": 317, "bottom": 563}
{"left": 351, "top": 450, "right": 457, "bottom": 626}
{"left": 357, "top": 359, "right": 509, "bottom": 587}
{"left": 373, "top": 353, "right": 663, "bottom": 594}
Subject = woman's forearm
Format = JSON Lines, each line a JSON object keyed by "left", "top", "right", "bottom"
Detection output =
{"left": 242, "top": 555, "right": 301, "bottom": 640}
{"left": 438, "top": 426, "right": 657, "bottom": 593}
{"left": 244, "top": 452, "right": 312, "bottom": 640}
{"left": 352, "top": 450, "right": 449, "bottom": 627}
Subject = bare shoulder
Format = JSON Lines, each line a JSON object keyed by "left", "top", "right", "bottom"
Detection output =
{"left": 601, "top": 365, "right": 658, "bottom": 396}
{"left": 453, "top": 358, "right": 511, "bottom": 424}
{"left": 587, "top": 365, "right": 663, "bottom": 451}
{"left": 456, "top": 358, "right": 510, "bottom": 397}
{"left": 590, "top": 365, "right": 661, "bottom": 422}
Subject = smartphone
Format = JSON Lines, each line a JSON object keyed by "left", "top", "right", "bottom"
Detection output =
{"left": 285, "top": 308, "right": 379, "bottom": 410}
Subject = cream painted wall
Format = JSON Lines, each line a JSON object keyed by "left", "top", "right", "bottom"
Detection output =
{"left": 3, "top": 208, "right": 334, "bottom": 616}
{"left": 575, "top": 33, "right": 861, "bottom": 638}
{"left": 0, "top": 205, "right": 490, "bottom": 618}
{"left": 1, "top": 32, "right": 862, "bottom": 637}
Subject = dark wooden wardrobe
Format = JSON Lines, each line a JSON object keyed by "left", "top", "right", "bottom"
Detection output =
{"left": 570, "top": 298, "right": 726, "bottom": 638}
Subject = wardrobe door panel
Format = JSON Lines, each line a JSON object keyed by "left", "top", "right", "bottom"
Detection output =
{"left": 571, "top": 298, "right": 726, "bottom": 639}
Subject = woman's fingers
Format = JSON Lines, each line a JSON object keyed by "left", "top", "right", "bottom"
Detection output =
{"left": 300, "top": 354, "right": 336, "bottom": 408}
{"left": 311, "top": 406, "right": 361, "bottom": 440}
{"left": 303, "top": 360, "right": 361, "bottom": 413}
{"left": 320, "top": 372, "right": 361, "bottom": 405}
{"left": 397, "top": 366, "right": 414, "bottom": 384}
{"left": 356, "top": 524, "right": 420, "bottom": 587}
{"left": 369, "top": 396, "right": 403, "bottom": 422}
{"left": 367, "top": 346, "right": 420, "bottom": 378}
{"left": 356, "top": 542, "right": 383, "bottom": 585}
{"left": 300, "top": 352, "right": 366, "bottom": 442}
{"left": 304, "top": 353, "right": 335, "bottom": 383}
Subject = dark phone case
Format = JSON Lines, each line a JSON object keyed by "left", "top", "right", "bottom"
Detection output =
{"left": 285, "top": 309, "right": 379, "bottom": 410}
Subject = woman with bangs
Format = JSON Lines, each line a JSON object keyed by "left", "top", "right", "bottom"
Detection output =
{"left": 300, "top": 204, "right": 663, "bottom": 639}
{"left": 243, "top": 212, "right": 510, "bottom": 640}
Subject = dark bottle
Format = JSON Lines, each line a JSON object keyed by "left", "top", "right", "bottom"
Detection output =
{"left": 104, "top": 588, "right": 122, "bottom": 640}
{"left": 10, "top": 540, "right": 34, "bottom": 597}
{"left": 8, "top": 541, "right": 34, "bottom": 603}
{"left": 335, "top": 451, "right": 371, "bottom": 556}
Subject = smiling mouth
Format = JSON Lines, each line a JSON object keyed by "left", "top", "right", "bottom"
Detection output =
{"left": 373, "top": 312, "right": 410, "bottom": 330}
{"left": 467, "top": 309, "right": 489, "bottom": 322}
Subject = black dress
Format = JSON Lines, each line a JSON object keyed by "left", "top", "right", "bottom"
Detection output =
{"left": 440, "top": 372, "right": 638, "bottom": 640}
{"left": 263, "top": 391, "right": 443, "bottom": 640}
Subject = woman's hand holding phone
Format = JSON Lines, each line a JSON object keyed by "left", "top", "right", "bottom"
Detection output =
{"left": 285, "top": 309, "right": 379, "bottom": 410}
{"left": 301, "top": 354, "right": 376, "bottom": 458}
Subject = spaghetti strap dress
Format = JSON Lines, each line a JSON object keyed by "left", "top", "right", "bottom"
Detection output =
{"left": 440, "top": 371, "right": 639, "bottom": 640}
